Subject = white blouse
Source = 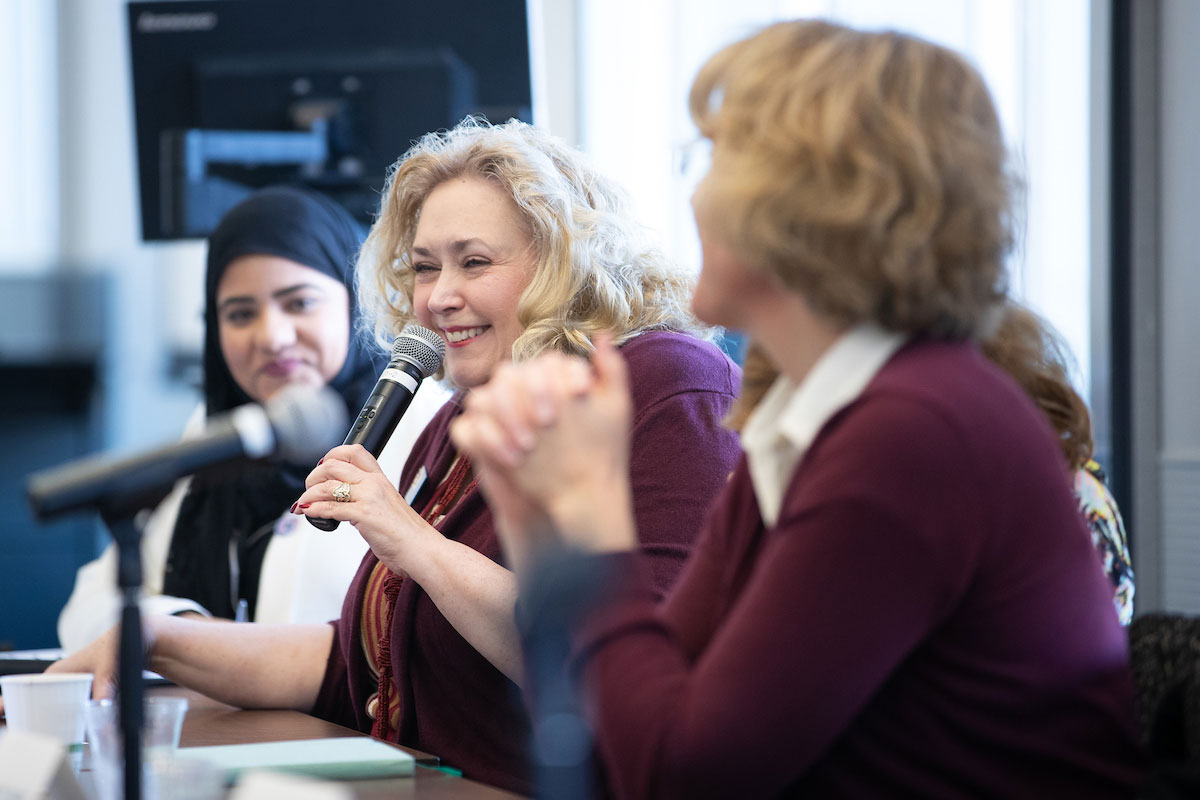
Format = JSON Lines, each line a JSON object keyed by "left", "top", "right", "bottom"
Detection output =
{"left": 57, "top": 379, "right": 452, "bottom": 652}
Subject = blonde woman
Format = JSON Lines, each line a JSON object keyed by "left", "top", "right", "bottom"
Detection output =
{"left": 49, "top": 120, "right": 741, "bottom": 794}
{"left": 454, "top": 22, "right": 1146, "bottom": 797}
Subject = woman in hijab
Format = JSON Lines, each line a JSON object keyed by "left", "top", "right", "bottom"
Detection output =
{"left": 58, "top": 186, "right": 449, "bottom": 651}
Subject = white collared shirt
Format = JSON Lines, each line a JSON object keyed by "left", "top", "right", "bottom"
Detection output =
{"left": 741, "top": 323, "right": 906, "bottom": 527}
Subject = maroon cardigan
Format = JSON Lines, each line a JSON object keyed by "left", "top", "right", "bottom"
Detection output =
{"left": 568, "top": 339, "right": 1147, "bottom": 798}
{"left": 311, "top": 331, "right": 742, "bottom": 793}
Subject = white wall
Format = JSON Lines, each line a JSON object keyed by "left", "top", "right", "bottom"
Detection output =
{"left": 56, "top": 0, "right": 201, "bottom": 454}
{"left": 529, "top": 0, "right": 580, "bottom": 145}
{"left": 0, "top": 0, "right": 199, "bottom": 452}
{"left": 0, "top": 0, "right": 59, "bottom": 269}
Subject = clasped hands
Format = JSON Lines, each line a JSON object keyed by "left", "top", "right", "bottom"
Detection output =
{"left": 450, "top": 335, "right": 638, "bottom": 575}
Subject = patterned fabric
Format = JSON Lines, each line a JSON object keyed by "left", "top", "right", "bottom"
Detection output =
{"left": 359, "top": 559, "right": 402, "bottom": 734}
{"left": 360, "top": 453, "right": 475, "bottom": 740}
{"left": 1075, "top": 460, "right": 1135, "bottom": 625}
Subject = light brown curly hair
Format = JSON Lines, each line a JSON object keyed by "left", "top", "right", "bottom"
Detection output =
{"left": 979, "top": 303, "right": 1094, "bottom": 470}
{"left": 357, "top": 118, "right": 710, "bottom": 372}
{"left": 692, "top": 20, "right": 1018, "bottom": 425}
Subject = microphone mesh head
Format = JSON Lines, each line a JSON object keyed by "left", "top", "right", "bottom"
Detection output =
{"left": 265, "top": 385, "right": 349, "bottom": 464}
{"left": 392, "top": 324, "right": 446, "bottom": 378}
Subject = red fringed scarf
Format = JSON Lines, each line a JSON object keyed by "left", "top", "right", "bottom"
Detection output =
{"left": 362, "top": 454, "right": 477, "bottom": 742}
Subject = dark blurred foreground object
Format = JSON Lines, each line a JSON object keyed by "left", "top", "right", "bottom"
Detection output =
{"left": 1130, "top": 613, "right": 1200, "bottom": 798}
{"left": 0, "top": 658, "right": 50, "bottom": 677}
{"left": 126, "top": 0, "right": 533, "bottom": 240}
{"left": 517, "top": 545, "right": 616, "bottom": 800}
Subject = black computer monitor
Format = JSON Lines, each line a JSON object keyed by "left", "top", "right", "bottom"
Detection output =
{"left": 127, "top": 0, "right": 534, "bottom": 240}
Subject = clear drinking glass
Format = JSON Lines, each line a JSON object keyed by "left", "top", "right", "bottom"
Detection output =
{"left": 84, "top": 696, "right": 190, "bottom": 800}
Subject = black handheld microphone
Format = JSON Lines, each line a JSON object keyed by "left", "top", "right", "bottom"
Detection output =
{"left": 27, "top": 384, "right": 347, "bottom": 520}
{"left": 309, "top": 324, "right": 445, "bottom": 531}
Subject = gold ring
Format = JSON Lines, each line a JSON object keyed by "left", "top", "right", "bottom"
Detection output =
{"left": 332, "top": 482, "right": 352, "bottom": 502}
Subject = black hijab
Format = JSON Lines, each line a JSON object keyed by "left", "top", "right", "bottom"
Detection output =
{"left": 163, "top": 186, "right": 383, "bottom": 619}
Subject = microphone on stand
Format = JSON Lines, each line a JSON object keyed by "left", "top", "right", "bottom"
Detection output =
{"left": 22, "top": 384, "right": 347, "bottom": 800}
{"left": 308, "top": 324, "right": 445, "bottom": 531}
{"left": 26, "top": 384, "right": 347, "bottom": 520}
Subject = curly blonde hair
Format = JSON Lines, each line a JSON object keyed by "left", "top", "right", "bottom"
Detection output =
{"left": 689, "top": 20, "right": 1015, "bottom": 341}
{"left": 358, "top": 118, "right": 709, "bottom": 367}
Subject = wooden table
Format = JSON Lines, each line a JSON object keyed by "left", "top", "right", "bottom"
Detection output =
{"left": 163, "top": 686, "right": 526, "bottom": 799}
{"left": 0, "top": 685, "right": 527, "bottom": 799}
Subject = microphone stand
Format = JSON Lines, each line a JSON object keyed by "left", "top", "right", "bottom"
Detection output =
{"left": 99, "top": 503, "right": 146, "bottom": 800}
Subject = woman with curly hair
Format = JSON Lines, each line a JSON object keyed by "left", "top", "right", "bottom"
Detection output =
{"left": 453, "top": 21, "right": 1146, "bottom": 797}
{"left": 50, "top": 119, "right": 741, "bottom": 794}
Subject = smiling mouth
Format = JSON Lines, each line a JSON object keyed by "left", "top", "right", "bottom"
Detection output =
{"left": 261, "top": 359, "right": 304, "bottom": 377}
{"left": 445, "top": 326, "right": 488, "bottom": 344}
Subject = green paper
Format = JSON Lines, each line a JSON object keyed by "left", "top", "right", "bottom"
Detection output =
{"left": 176, "top": 737, "right": 415, "bottom": 783}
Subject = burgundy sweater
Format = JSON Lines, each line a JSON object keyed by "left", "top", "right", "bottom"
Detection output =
{"left": 311, "top": 331, "right": 742, "bottom": 793}
{"left": 569, "top": 339, "right": 1146, "bottom": 798}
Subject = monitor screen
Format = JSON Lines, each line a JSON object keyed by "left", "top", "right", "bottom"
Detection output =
{"left": 127, "top": 0, "right": 533, "bottom": 240}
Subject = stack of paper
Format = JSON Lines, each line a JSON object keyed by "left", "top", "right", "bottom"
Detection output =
{"left": 177, "top": 737, "right": 415, "bottom": 783}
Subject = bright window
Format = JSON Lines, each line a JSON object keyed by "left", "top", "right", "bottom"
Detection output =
{"left": 579, "top": 0, "right": 1093, "bottom": 391}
